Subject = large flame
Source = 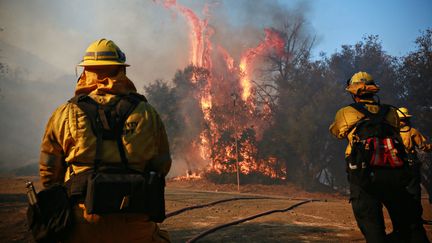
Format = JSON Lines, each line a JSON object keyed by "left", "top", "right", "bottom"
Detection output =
{"left": 239, "top": 28, "right": 285, "bottom": 101}
{"left": 217, "top": 45, "right": 235, "bottom": 72}
{"left": 160, "top": 0, "right": 213, "bottom": 69}
{"left": 157, "top": 1, "right": 287, "bottom": 180}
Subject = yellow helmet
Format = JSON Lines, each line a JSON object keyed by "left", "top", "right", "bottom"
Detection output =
{"left": 346, "top": 71, "right": 379, "bottom": 95}
{"left": 397, "top": 107, "right": 412, "bottom": 118}
{"left": 78, "top": 39, "right": 129, "bottom": 66}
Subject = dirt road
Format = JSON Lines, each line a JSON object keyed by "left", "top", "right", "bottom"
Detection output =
{"left": 0, "top": 177, "right": 431, "bottom": 242}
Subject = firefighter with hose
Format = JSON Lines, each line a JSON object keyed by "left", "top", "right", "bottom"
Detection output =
{"left": 329, "top": 71, "right": 429, "bottom": 242}
{"left": 37, "top": 39, "right": 172, "bottom": 242}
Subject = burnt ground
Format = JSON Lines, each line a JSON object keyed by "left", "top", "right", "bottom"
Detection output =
{"left": 0, "top": 176, "right": 431, "bottom": 242}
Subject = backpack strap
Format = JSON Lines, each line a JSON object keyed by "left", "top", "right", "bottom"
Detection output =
{"left": 349, "top": 103, "right": 390, "bottom": 123}
{"left": 69, "top": 94, "right": 100, "bottom": 138}
{"left": 375, "top": 104, "right": 390, "bottom": 123}
{"left": 112, "top": 93, "right": 147, "bottom": 167}
{"left": 350, "top": 102, "right": 373, "bottom": 118}
{"left": 68, "top": 93, "right": 147, "bottom": 171}
{"left": 69, "top": 95, "right": 105, "bottom": 171}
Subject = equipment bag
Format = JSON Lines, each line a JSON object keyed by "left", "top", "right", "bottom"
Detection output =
{"left": 27, "top": 184, "right": 73, "bottom": 243}
{"left": 68, "top": 93, "right": 166, "bottom": 222}
{"left": 85, "top": 167, "right": 166, "bottom": 222}
{"left": 346, "top": 103, "right": 409, "bottom": 187}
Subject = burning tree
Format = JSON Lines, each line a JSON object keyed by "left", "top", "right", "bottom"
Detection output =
{"left": 149, "top": 0, "right": 290, "bottom": 183}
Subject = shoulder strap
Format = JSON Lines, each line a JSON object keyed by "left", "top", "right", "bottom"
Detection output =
{"left": 69, "top": 95, "right": 104, "bottom": 171}
{"left": 349, "top": 103, "right": 390, "bottom": 122}
{"left": 375, "top": 104, "right": 390, "bottom": 122}
{"left": 69, "top": 95, "right": 100, "bottom": 137}
{"left": 349, "top": 103, "right": 374, "bottom": 118}
{"left": 68, "top": 93, "right": 146, "bottom": 170}
{"left": 115, "top": 93, "right": 146, "bottom": 126}
{"left": 112, "top": 93, "right": 147, "bottom": 166}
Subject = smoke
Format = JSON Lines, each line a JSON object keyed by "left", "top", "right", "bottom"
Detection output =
{"left": 0, "top": 0, "right": 193, "bottom": 84}
{"left": 0, "top": 0, "right": 313, "bottom": 82}
{"left": 0, "top": 0, "right": 190, "bottom": 171}
{"left": 0, "top": 0, "right": 312, "bottom": 172}
{"left": 149, "top": 0, "right": 314, "bottom": 177}
{"left": 210, "top": 0, "right": 312, "bottom": 61}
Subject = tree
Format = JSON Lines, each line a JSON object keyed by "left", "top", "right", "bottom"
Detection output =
{"left": 144, "top": 79, "right": 178, "bottom": 144}
{"left": 399, "top": 29, "right": 432, "bottom": 136}
{"left": 327, "top": 35, "right": 401, "bottom": 104}
{"left": 144, "top": 66, "right": 209, "bottom": 172}
{"left": 257, "top": 16, "right": 329, "bottom": 188}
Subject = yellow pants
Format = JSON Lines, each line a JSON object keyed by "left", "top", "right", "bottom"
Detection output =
{"left": 64, "top": 204, "right": 171, "bottom": 243}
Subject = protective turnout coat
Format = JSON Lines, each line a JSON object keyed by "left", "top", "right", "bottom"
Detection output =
{"left": 39, "top": 68, "right": 171, "bottom": 243}
{"left": 400, "top": 126, "right": 432, "bottom": 154}
{"left": 329, "top": 99, "right": 400, "bottom": 157}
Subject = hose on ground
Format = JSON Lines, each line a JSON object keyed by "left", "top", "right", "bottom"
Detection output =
{"left": 186, "top": 199, "right": 320, "bottom": 243}
{"left": 166, "top": 197, "right": 274, "bottom": 218}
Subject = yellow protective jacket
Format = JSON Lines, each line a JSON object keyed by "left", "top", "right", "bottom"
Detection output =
{"left": 39, "top": 69, "right": 172, "bottom": 187}
{"left": 39, "top": 68, "right": 171, "bottom": 242}
{"left": 400, "top": 125, "right": 432, "bottom": 155}
{"left": 329, "top": 99, "right": 400, "bottom": 157}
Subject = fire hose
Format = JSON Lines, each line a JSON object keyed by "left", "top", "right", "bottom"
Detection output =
{"left": 185, "top": 199, "right": 320, "bottom": 243}
{"left": 166, "top": 196, "right": 274, "bottom": 218}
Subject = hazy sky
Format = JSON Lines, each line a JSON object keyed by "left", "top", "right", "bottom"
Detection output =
{"left": 0, "top": 0, "right": 431, "bottom": 171}
{"left": 1, "top": 0, "right": 430, "bottom": 85}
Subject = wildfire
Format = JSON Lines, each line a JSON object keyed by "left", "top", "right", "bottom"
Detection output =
{"left": 239, "top": 28, "right": 285, "bottom": 101}
{"left": 157, "top": 1, "right": 287, "bottom": 181}
{"left": 217, "top": 46, "right": 235, "bottom": 72}
{"left": 160, "top": 0, "right": 213, "bottom": 69}
{"left": 172, "top": 170, "right": 202, "bottom": 181}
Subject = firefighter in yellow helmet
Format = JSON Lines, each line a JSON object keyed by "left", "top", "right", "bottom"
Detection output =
{"left": 329, "top": 72, "right": 429, "bottom": 242}
{"left": 39, "top": 39, "right": 171, "bottom": 242}
{"left": 398, "top": 107, "right": 432, "bottom": 155}
{"left": 387, "top": 106, "right": 432, "bottom": 239}
{"left": 398, "top": 107, "right": 432, "bottom": 201}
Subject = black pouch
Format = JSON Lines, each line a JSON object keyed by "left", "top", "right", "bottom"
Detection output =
{"left": 27, "top": 184, "right": 73, "bottom": 243}
{"left": 85, "top": 171, "right": 146, "bottom": 214}
{"left": 146, "top": 172, "right": 166, "bottom": 223}
{"left": 346, "top": 148, "right": 372, "bottom": 189}
{"left": 370, "top": 168, "right": 411, "bottom": 189}
{"left": 85, "top": 169, "right": 166, "bottom": 222}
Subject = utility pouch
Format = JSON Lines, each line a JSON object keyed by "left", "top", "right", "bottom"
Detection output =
{"left": 85, "top": 169, "right": 166, "bottom": 222}
{"left": 66, "top": 169, "right": 92, "bottom": 199}
{"left": 26, "top": 184, "right": 73, "bottom": 243}
{"left": 346, "top": 143, "right": 372, "bottom": 189}
{"left": 369, "top": 168, "right": 411, "bottom": 189}
{"left": 145, "top": 171, "right": 166, "bottom": 223}
{"left": 85, "top": 171, "right": 146, "bottom": 214}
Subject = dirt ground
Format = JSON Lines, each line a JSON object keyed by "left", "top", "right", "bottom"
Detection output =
{"left": 0, "top": 176, "right": 431, "bottom": 242}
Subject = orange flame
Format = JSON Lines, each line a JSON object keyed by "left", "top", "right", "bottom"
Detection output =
{"left": 157, "top": 1, "right": 287, "bottom": 181}
{"left": 239, "top": 28, "right": 285, "bottom": 101}
{"left": 160, "top": 0, "right": 213, "bottom": 69}
{"left": 217, "top": 46, "right": 235, "bottom": 71}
